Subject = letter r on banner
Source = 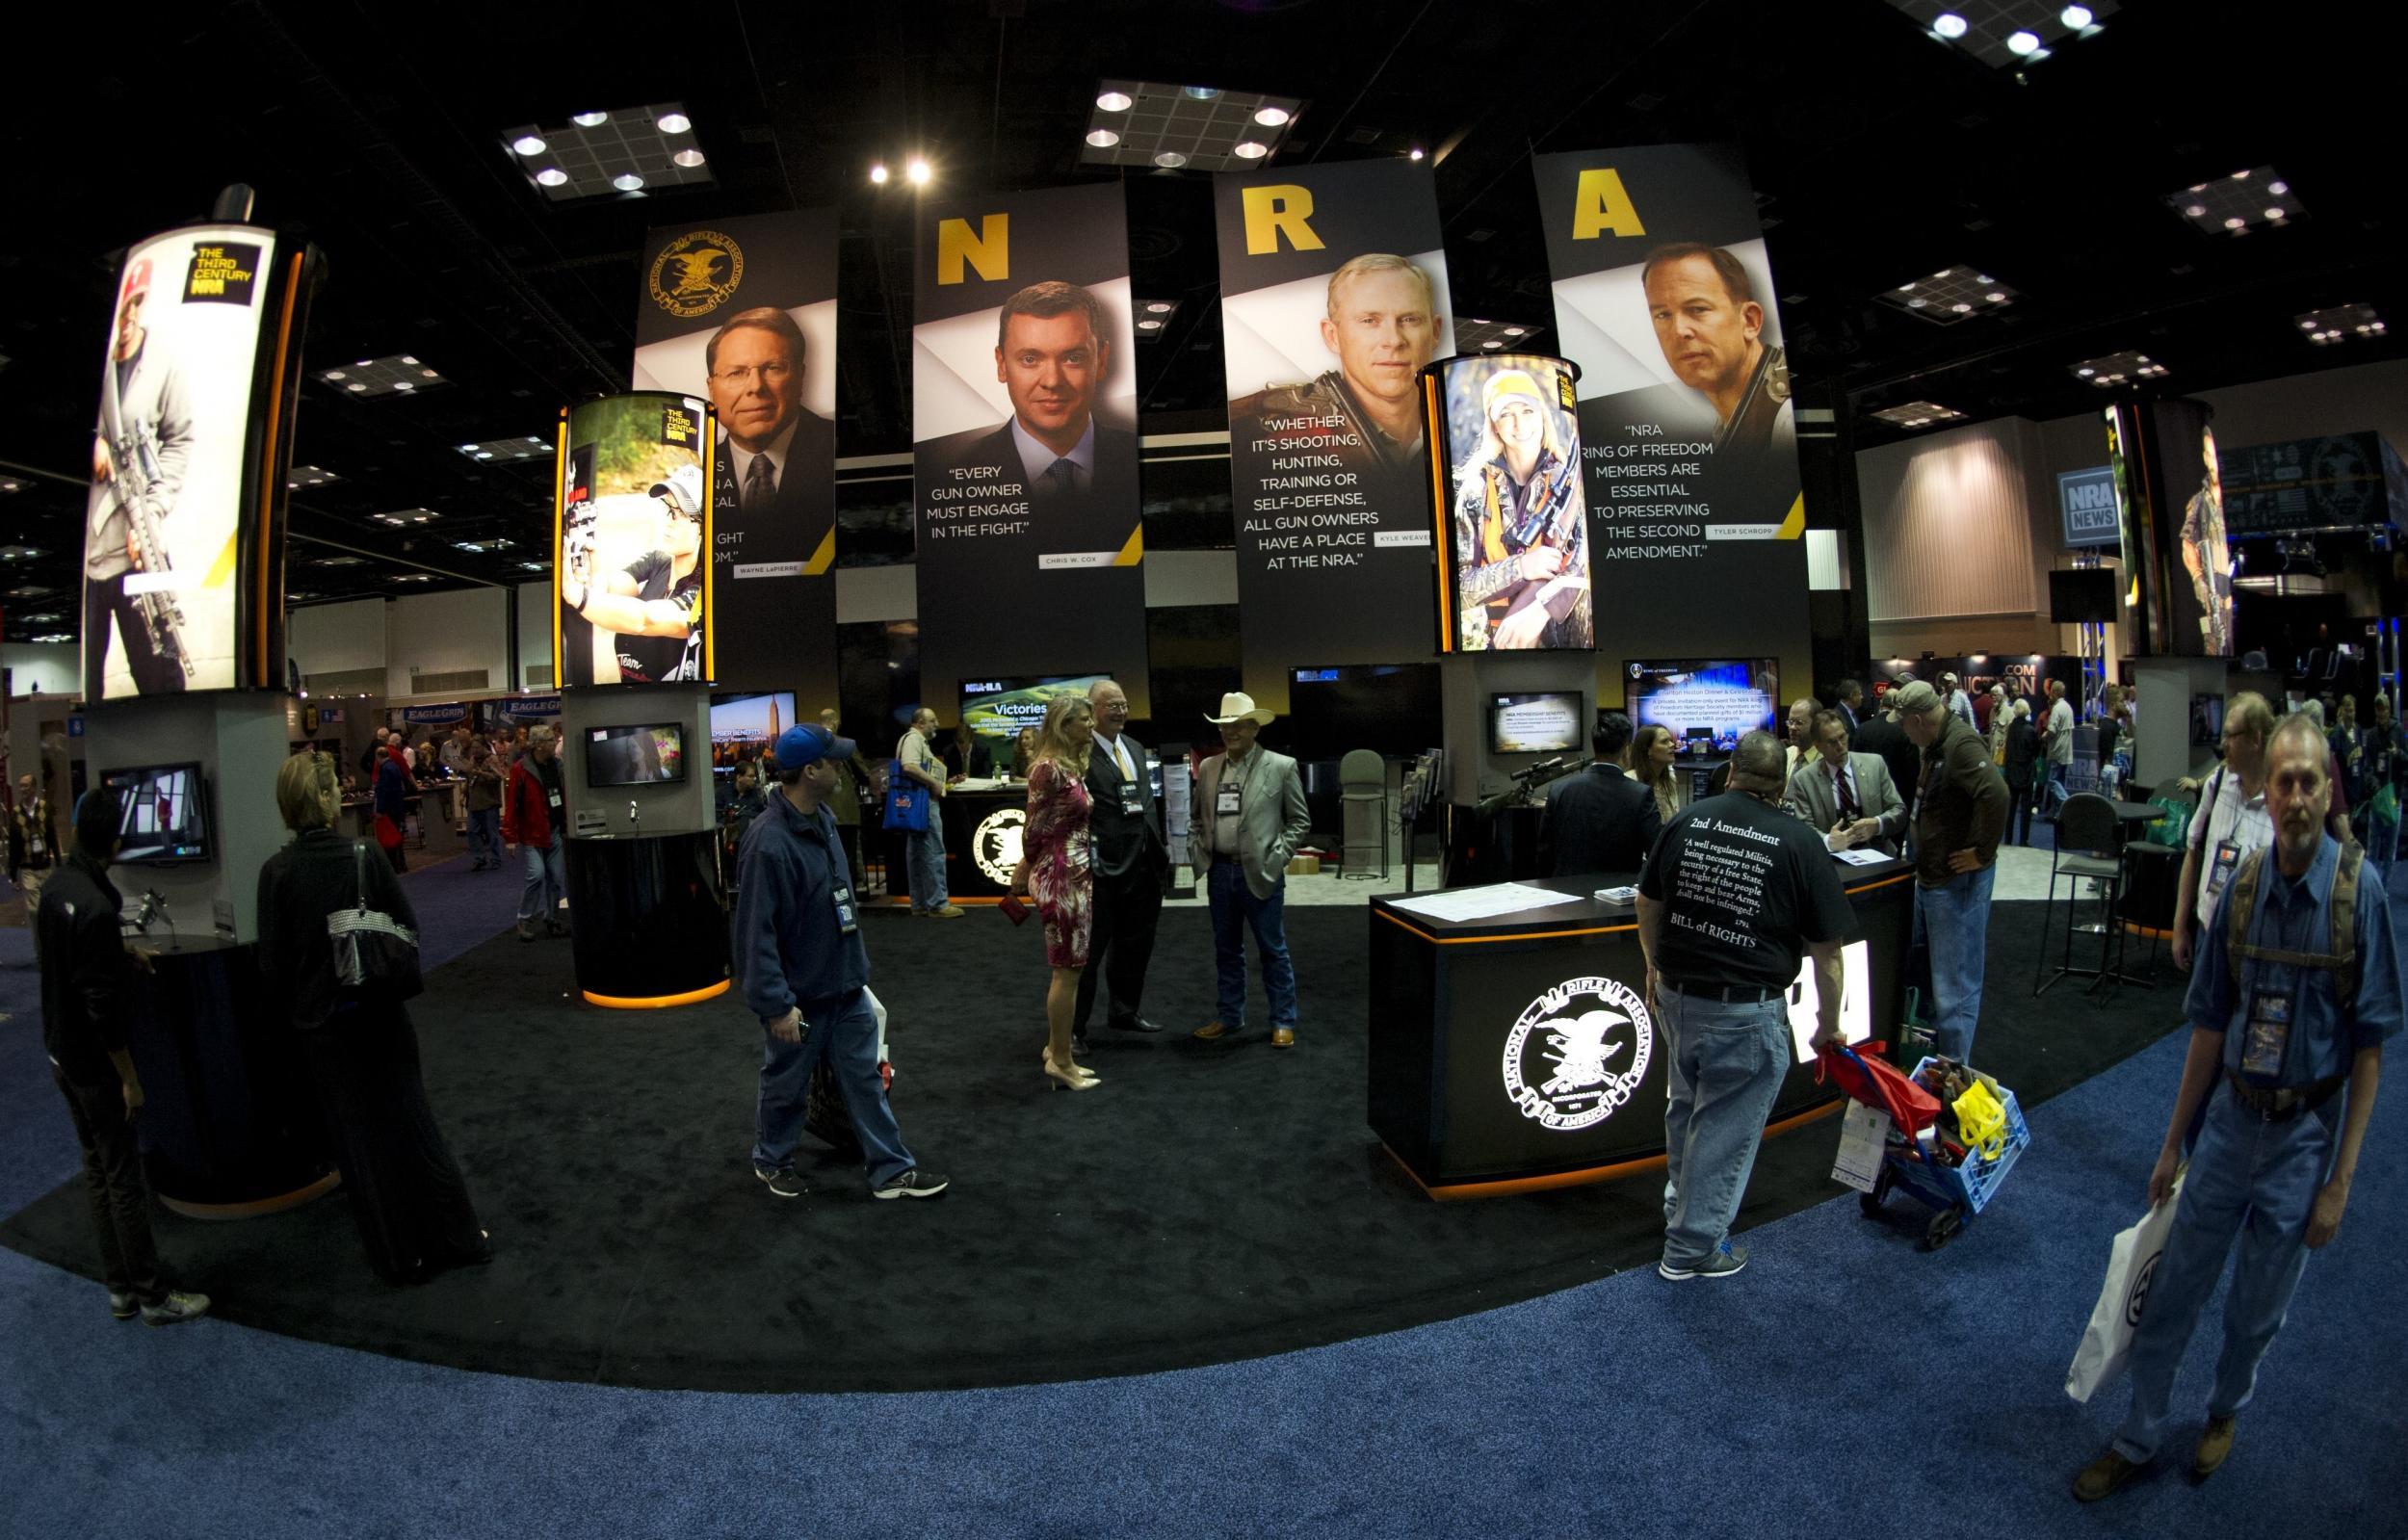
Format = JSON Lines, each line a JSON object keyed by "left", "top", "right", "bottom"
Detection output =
{"left": 1570, "top": 168, "right": 1646, "bottom": 241}
{"left": 937, "top": 215, "right": 1009, "bottom": 284}
{"left": 1242, "top": 186, "right": 1324, "bottom": 255}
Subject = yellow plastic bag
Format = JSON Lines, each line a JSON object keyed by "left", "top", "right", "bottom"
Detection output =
{"left": 1954, "top": 1080, "right": 2007, "bottom": 1162}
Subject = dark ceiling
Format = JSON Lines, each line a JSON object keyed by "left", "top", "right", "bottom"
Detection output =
{"left": 3, "top": 0, "right": 2397, "bottom": 643}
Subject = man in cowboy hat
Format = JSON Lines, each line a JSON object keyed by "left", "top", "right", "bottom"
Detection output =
{"left": 1191, "top": 692, "right": 1312, "bottom": 1049}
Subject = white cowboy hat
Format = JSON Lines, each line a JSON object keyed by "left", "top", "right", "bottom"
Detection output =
{"left": 1204, "top": 691, "right": 1275, "bottom": 726}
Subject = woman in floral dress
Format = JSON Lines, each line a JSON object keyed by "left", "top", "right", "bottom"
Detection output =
{"left": 1010, "top": 695, "right": 1100, "bottom": 1090}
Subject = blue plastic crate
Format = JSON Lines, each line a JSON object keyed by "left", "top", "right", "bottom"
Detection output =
{"left": 1902, "top": 1057, "right": 2030, "bottom": 1215}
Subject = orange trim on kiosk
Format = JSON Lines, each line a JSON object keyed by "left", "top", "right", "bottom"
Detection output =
{"left": 550, "top": 410, "right": 569, "bottom": 685}
{"left": 1426, "top": 372, "right": 1455, "bottom": 651}
{"left": 254, "top": 250, "right": 306, "bottom": 685}
{"left": 582, "top": 979, "right": 732, "bottom": 1010}
{"left": 1397, "top": 1099, "right": 1846, "bottom": 1203}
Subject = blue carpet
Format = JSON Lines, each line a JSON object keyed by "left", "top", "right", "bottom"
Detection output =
{"left": 2, "top": 871, "right": 2397, "bottom": 1536}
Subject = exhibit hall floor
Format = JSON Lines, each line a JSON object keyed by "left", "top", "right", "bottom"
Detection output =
{"left": 2, "top": 848, "right": 2399, "bottom": 1536}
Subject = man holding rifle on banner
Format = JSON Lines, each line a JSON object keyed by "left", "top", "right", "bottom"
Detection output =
{"left": 85, "top": 257, "right": 196, "bottom": 699}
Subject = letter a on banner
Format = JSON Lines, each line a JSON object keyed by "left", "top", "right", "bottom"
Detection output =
{"left": 1531, "top": 144, "right": 1810, "bottom": 680}
{"left": 909, "top": 183, "right": 1149, "bottom": 719}
{"left": 1214, "top": 159, "right": 1454, "bottom": 712}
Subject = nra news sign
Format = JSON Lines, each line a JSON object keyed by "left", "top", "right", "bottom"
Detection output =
{"left": 2059, "top": 465, "right": 2119, "bottom": 549}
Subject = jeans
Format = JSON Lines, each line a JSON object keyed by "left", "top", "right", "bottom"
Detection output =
{"left": 519, "top": 832, "right": 566, "bottom": 925}
{"left": 1207, "top": 858, "right": 1297, "bottom": 1030}
{"left": 52, "top": 1065, "right": 169, "bottom": 1305}
{"left": 753, "top": 988, "right": 915, "bottom": 1187}
{"left": 1913, "top": 863, "right": 1995, "bottom": 1063}
{"left": 2007, "top": 784, "right": 2035, "bottom": 846}
{"left": 2042, "top": 761, "right": 2070, "bottom": 816}
{"left": 2113, "top": 1088, "right": 2335, "bottom": 1462}
{"left": 907, "top": 801, "right": 948, "bottom": 911}
{"left": 467, "top": 807, "right": 501, "bottom": 867}
{"left": 1659, "top": 989, "right": 1791, "bottom": 1268}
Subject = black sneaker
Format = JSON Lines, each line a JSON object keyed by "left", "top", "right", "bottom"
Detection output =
{"left": 753, "top": 1164, "right": 804, "bottom": 1199}
{"left": 140, "top": 1290, "right": 212, "bottom": 1326}
{"left": 1659, "top": 1245, "right": 1748, "bottom": 1282}
{"left": 516, "top": 921, "right": 537, "bottom": 943}
{"left": 874, "top": 1168, "right": 950, "bottom": 1200}
{"left": 108, "top": 1291, "right": 138, "bottom": 1321}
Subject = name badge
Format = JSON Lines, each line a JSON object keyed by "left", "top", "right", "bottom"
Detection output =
{"left": 1121, "top": 775, "right": 1142, "bottom": 816}
{"left": 1216, "top": 785, "right": 1243, "bottom": 816}
{"left": 832, "top": 883, "right": 859, "bottom": 935}
{"left": 2242, "top": 989, "right": 2290, "bottom": 1079}
{"left": 547, "top": 789, "right": 563, "bottom": 810}
{"left": 2207, "top": 838, "right": 2241, "bottom": 900}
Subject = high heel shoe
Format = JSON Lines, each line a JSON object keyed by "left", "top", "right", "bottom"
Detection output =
{"left": 1042, "top": 1052, "right": 1101, "bottom": 1091}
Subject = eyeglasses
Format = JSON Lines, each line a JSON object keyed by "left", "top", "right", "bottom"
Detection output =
{"left": 710, "top": 362, "right": 793, "bottom": 387}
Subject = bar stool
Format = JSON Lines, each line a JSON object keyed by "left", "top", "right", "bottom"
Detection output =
{"left": 2034, "top": 792, "right": 2128, "bottom": 997}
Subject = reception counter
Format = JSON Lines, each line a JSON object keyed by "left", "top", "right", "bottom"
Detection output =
{"left": 563, "top": 828, "right": 732, "bottom": 1007}
{"left": 1369, "top": 857, "right": 1916, "bottom": 1199}
{"left": 887, "top": 778, "right": 1028, "bottom": 904}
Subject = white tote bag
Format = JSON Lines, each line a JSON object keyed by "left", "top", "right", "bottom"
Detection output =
{"left": 2065, "top": 1173, "right": 2185, "bottom": 1402}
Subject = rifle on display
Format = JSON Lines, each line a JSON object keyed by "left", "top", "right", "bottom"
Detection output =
{"left": 96, "top": 356, "right": 195, "bottom": 679}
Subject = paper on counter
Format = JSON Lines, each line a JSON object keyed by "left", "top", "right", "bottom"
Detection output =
{"left": 1386, "top": 882, "right": 1588, "bottom": 923}
{"left": 1831, "top": 848, "right": 1889, "bottom": 867}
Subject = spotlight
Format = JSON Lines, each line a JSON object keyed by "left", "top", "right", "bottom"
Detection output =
{"left": 1096, "top": 91, "right": 1134, "bottom": 112}
{"left": 1086, "top": 129, "right": 1121, "bottom": 148}
{"left": 511, "top": 135, "right": 546, "bottom": 156}
{"left": 1503, "top": 326, "right": 1525, "bottom": 336}
{"left": 2268, "top": 180, "right": 2290, "bottom": 196}
{"left": 869, "top": 163, "right": 889, "bottom": 185}
{"left": 1138, "top": 320, "right": 1163, "bottom": 331}
{"left": 1986, "top": 292, "right": 2008, "bottom": 302}
{"left": 572, "top": 111, "right": 610, "bottom": 127}
{"left": 2184, "top": 204, "right": 2207, "bottom": 218}
{"left": 1481, "top": 340, "right": 1504, "bottom": 350}
{"left": 1233, "top": 141, "right": 1269, "bottom": 160}
{"left": 1408, "top": 146, "right": 1425, "bottom": 162}
{"left": 656, "top": 112, "right": 692, "bottom": 133}
{"left": 1933, "top": 12, "right": 1968, "bottom": 38}
{"left": 2264, "top": 207, "right": 2286, "bottom": 221}
{"left": 906, "top": 159, "right": 930, "bottom": 185}
{"left": 613, "top": 173, "right": 645, "bottom": 192}
{"left": 672, "top": 148, "right": 706, "bottom": 169}
{"left": 2006, "top": 29, "right": 2040, "bottom": 54}
{"left": 2224, "top": 217, "right": 2246, "bottom": 230}
{"left": 1183, "top": 86, "right": 1221, "bottom": 100}
{"left": 1145, "top": 301, "right": 1173, "bottom": 313}
{"left": 1153, "top": 151, "right": 1189, "bottom": 169}
{"left": 536, "top": 168, "right": 568, "bottom": 187}
{"left": 1253, "top": 106, "right": 1291, "bottom": 126}
{"left": 2060, "top": 4, "right": 2093, "bottom": 25}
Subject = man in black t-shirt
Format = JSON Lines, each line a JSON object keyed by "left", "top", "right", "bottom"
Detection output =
{"left": 1636, "top": 730, "right": 1855, "bottom": 1281}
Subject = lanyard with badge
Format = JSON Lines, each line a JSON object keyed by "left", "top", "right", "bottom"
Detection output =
{"left": 831, "top": 872, "right": 859, "bottom": 935}
{"left": 1110, "top": 739, "right": 1142, "bottom": 816}
{"left": 2239, "top": 883, "right": 2296, "bottom": 1080}
{"left": 2204, "top": 791, "right": 2262, "bottom": 903}
{"left": 1216, "top": 761, "right": 1244, "bottom": 818}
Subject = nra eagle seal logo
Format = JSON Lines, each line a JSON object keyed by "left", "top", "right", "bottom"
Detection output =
{"left": 1502, "top": 975, "right": 1653, "bottom": 1132}
{"left": 972, "top": 807, "right": 1027, "bottom": 888}
{"left": 647, "top": 230, "right": 745, "bottom": 319}
{"left": 2124, "top": 1253, "right": 2160, "bottom": 1328}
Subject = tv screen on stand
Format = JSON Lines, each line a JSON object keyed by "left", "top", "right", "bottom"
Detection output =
{"left": 709, "top": 692, "right": 796, "bottom": 772}
{"left": 100, "top": 762, "right": 213, "bottom": 864}
{"left": 1489, "top": 692, "right": 1586, "bottom": 755}
{"left": 586, "top": 722, "right": 689, "bottom": 788}
{"left": 1290, "top": 664, "right": 1442, "bottom": 760}
{"left": 1626, "top": 659, "right": 1779, "bottom": 758}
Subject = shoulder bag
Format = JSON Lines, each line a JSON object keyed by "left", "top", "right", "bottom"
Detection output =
{"left": 327, "top": 839, "right": 424, "bottom": 999}
{"left": 882, "top": 757, "right": 929, "bottom": 832}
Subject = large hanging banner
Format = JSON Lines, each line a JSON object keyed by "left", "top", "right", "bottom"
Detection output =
{"left": 911, "top": 182, "right": 1149, "bottom": 719}
{"left": 1531, "top": 144, "right": 1809, "bottom": 665}
{"left": 632, "top": 210, "right": 838, "bottom": 704}
{"left": 83, "top": 225, "right": 317, "bottom": 702}
{"left": 1215, "top": 161, "right": 1453, "bottom": 712}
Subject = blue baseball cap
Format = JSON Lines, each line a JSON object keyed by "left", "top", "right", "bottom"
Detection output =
{"left": 773, "top": 723, "right": 854, "bottom": 769}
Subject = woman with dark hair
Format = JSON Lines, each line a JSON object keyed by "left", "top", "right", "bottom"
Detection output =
{"left": 2002, "top": 699, "right": 2042, "bottom": 845}
{"left": 1009, "top": 695, "right": 1099, "bottom": 1091}
{"left": 256, "top": 751, "right": 487, "bottom": 1284}
{"left": 373, "top": 739, "right": 411, "bottom": 873}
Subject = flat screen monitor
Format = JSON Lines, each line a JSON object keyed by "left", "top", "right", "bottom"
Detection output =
{"left": 960, "top": 674, "right": 1112, "bottom": 741}
{"left": 709, "top": 692, "right": 795, "bottom": 772}
{"left": 1489, "top": 692, "right": 1585, "bottom": 755}
{"left": 1626, "top": 659, "right": 1778, "bottom": 758}
{"left": 1289, "top": 664, "right": 1442, "bottom": 759}
{"left": 585, "top": 722, "right": 688, "bottom": 788}
{"left": 2049, "top": 568, "right": 2118, "bottom": 625}
{"left": 99, "top": 762, "right": 212, "bottom": 864}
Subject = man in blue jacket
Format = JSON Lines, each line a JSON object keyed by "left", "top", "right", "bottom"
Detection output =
{"left": 734, "top": 723, "right": 948, "bottom": 1202}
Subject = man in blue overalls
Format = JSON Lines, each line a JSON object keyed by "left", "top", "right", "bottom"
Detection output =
{"left": 734, "top": 723, "right": 949, "bottom": 1203}
{"left": 2075, "top": 713, "right": 2396, "bottom": 1500}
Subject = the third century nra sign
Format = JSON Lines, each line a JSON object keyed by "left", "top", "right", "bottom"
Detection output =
{"left": 2059, "top": 465, "right": 2120, "bottom": 549}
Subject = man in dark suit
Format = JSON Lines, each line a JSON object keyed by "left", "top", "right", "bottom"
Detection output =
{"left": 704, "top": 306, "right": 835, "bottom": 566}
{"left": 916, "top": 280, "right": 1139, "bottom": 562}
{"left": 1073, "top": 678, "right": 1167, "bottom": 1055}
{"left": 1541, "top": 712, "right": 1662, "bottom": 877}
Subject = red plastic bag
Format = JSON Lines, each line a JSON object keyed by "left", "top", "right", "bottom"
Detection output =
{"left": 1815, "top": 1041, "right": 1944, "bottom": 1141}
{"left": 373, "top": 813, "right": 403, "bottom": 850}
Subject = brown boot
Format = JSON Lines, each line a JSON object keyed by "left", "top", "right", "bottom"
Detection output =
{"left": 2072, "top": 1449, "right": 2141, "bottom": 1502}
{"left": 2191, "top": 1416, "right": 2237, "bottom": 1478}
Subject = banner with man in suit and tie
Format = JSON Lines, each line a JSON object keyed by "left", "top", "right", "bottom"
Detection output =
{"left": 910, "top": 182, "right": 1149, "bottom": 720}
{"left": 632, "top": 209, "right": 838, "bottom": 702}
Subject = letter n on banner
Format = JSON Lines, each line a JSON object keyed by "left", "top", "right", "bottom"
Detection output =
{"left": 1213, "top": 160, "right": 1453, "bottom": 713}
{"left": 909, "top": 183, "right": 1149, "bottom": 719}
{"left": 1531, "top": 144, "right": 1810, "bottom": 682}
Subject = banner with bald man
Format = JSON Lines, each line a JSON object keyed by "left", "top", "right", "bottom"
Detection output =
{"left": 632, "top": 209, "right": 837, "bottom": 701}
{"left": 1215, "top": 160, "right": 1454, "bottom": 711}
{"left": 1531, "top": 144, "right": 1809, "bottom": 664}
{"left": 910, "top": 182, "right": 1149, "bottom": 719}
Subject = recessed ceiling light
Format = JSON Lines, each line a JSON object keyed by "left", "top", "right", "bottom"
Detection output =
{"left": 1182, "top": 86, "right": 1221, "bottom": 101}
{"left": 1097, "top": 91, "right": 1134, "bottom": 112}
{"left": 1145, "top": 301, "right": 1173, "bottom": 314}
{"left": 1086, "top": 129, "right": 1120, "bottom": 148}
{"left": 347, "top": 382, "right": 368, "bottom": 392}
{"left": 2006, "top": 29, "right": 2040, "bottom": 53}
{"left": 1480, "top": 340, "right": 1504, "bottom": 350}
{"left": 1138, "top": 320, "right": 1163, "bottom": 331}
{"left": 572, "top": 111, "right": 610, "bottom": 127}
{"left": 869, "top": 163, "right": 889, "bottom": 185}
{"left": 1154, "top": 151, "right": 1189, "bottom": 169}
{"left": 2264, "top": 207, "right": 2286, "bottom": 221}
{"left": 1233, "top": 141, "right": 1269, "bottom": 160}
{"left": 511, "top": 135, "right": 546, "bottom": 156}
{"left": 672, "top": 148, "right": 706, "bottom": 169}
{"left": 2268, "top": 180, "right": 2290, "bottom": 196}
{"left": 613, "top": 172, "right": 645, "bottom": 192}
{"left": 1504, "top": 326, "right": 1526, "bottom": 337}
{"left": 906, "top": 159, "right": 930, "bottom": 186}
{"left": 1254, "top": 106, "right": 1291, "bottom": 126}
{"left": 2060, "top": 4, "right": 2093, "bottom": 25}
{"left": 324, "top": 369, "right": 346, "bottom": 380}
{"left": 537, "top": 169, "right": 568, "bottom": 188}
{"left": 656, "top": 112, "right": 692, "bottom": 133}
{"left": 1933, "top": 13, "right": 1968, "bottom": 38}
{"left": 1408, "top": 147, "right": 1425, "bottom": 162}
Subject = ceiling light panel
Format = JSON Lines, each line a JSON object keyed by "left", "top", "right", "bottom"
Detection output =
{"left": 1878, "top": 265, "right": 2019, "bottom": 326}
{"left": 321, "top": 355, "right": 446, "bottom": 398}
{"left": 1133, "top": 298, "right": 1184, "bottom": 337}
{"left": 0, "top": 476, "right": 26, "bottom": 493}
{"left": 286, "top": 464, "right": 340, "bottom": 489}
{"left": 1081, "top": 81, "right": 1305, "bottom": 172}
{"left": 500, "top": 102, "right": 714, "bottom": 202}
{"left": 2069, "top": 350, "right": 2168, "bottom": 387}
{"left": 2165, "top": 167, "right": 2301, "bottom": 236}
{"left": 371, "top": 508, "right": 441, "bottom": 527}
{"left": 1869, "top": 401, "right": 1968, "bottom": 429}
{"left": 1898, "top": 0, "right": 2116, "bottom": 66}
{"left": 456, "top": 435, "right": 554, "bottom": 462}
{"left": 2295, "top": 302, "right": 2385, "bottom": 346}
{"left": 1453, "top": 318, "right": 1547, "bottom": 353}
